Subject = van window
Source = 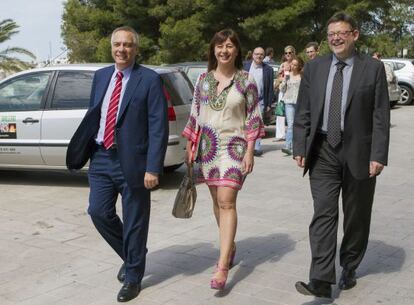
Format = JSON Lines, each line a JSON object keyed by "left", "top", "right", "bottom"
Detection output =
{"left": 0, "top": 72, "right": 52, "bottom": 111}
{"left": 161, "top": 72, "right": 193, "bottom": 106}
{"left": 51, "top": 71, "right": 94, "bottom": 109}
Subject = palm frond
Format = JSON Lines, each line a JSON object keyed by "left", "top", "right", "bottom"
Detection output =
{"left": 0, "top": 19, "right": 20, "bottom": 44}
{"left": 0, "top": 57, "right": 34, "bottom": 73}
{"left": 0, "top": 46, "right": 35, "bottom": 59}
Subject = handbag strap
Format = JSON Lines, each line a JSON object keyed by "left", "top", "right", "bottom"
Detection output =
{"left": 187, "top": 162, "right": 193, "bottom": 180}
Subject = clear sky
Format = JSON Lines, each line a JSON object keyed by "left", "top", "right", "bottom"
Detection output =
{"left": 0, "top": 0, "right": 65, "bottom": 62}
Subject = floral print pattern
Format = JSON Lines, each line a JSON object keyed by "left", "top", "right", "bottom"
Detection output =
{"left": 183, "top": 70, "right": 264, "bottom": 190}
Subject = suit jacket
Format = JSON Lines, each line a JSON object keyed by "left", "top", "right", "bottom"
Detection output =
{"left": 243, "top": 61, "right": 274, "bottom": 109}
{"left": 293, "top": 53, "right": 390, "bottom": 180}
{"left": 66, "top": 64, "right": 169, "bottom": 188}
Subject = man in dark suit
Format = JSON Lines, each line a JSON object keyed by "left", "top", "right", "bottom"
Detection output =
{"left": 67, "top": 26, "right": 168, "bottom": 302}
{"left": 243, "top": 47, "right": 274, "bottom": 156}
{"left": 293, "top": 13, "right": 390, "bottom": 299}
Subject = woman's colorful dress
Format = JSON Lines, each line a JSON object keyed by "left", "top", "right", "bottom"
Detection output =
{"left": 182, "top": 70, "right": 265, "bottom": 190}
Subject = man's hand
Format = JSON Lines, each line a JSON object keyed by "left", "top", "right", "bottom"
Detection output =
{"left": 144, "top": 172, "right": 159, "bottom": 189}
{"left": 294, "top": 156, "right": 305, "bottom": 168}
{"left": 369, "top": 161, "right": 384, "bottom": 177}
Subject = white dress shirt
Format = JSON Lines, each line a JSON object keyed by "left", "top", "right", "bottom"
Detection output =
{"left": 95, "top": 64, "right": 133, "bottom": 144}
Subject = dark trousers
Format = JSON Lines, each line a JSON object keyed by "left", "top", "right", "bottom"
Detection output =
{"left": 87, "top": 146, "right": 150, "bottom": 284}
{"left": 308, "top": 135, "right": 376, "bottom": 284}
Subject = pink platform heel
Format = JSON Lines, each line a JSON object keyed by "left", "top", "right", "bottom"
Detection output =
{"left": 210, "top": 265, "right": 229, "bottom": 290}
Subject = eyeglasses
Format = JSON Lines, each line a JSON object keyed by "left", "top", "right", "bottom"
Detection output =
{"left": 285, "top": 51, "right": 293, "bottom": 55}
{"left": 327, "top": 30, "right": 354, "bottom": 39}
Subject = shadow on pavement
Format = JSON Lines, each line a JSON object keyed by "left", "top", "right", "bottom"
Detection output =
{"left": 141, "top": 233, "right": 296, "bottom": 292}
{"left": 215, "top": 233, "right": 296, "bottom": 297}
{"left": 300, "top": 240, "right": 405, "bottom": 304}
{"left": 143, "top": 242, "right": 215, "bottom": 288}
{"left": 0, "top": 170, "right": 89, "bottom": 187}
{"left": 358, "top": 240, "right": 405, "bottom": 277}
{"left": 158, "top": 166, "right": 185, "bottom": 190}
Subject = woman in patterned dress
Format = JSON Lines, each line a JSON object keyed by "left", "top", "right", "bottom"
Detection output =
{"left": 182, "top": 29, "right": 264, "bottom": 290}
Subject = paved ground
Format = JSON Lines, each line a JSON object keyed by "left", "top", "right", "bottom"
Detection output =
{"left": 0, "top": 105, "right": 413, "bottom": 305}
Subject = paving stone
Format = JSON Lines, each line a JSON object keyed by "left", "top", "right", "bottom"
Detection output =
{"left": 0, "top": 106, "right": 413, "bottom": 305}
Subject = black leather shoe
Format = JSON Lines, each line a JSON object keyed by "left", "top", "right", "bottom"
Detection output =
{"left": 338, "top": 269, "right": 356, "bottom": 290}
{"left": 117, "top": 263, "right": 125, "bottom": 283}
{"left": 295, "top": 280, "right": 332, "bottom": 298}
{"left": 117, "top": 282, "right": 141, "bottom": 302}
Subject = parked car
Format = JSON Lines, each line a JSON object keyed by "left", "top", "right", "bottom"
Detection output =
{"left": 0, "top": 64, "right": 193, "bottom": 172}
{"left": 165, "top": 62, "right": 208, "bottom": 86}
{"left": 383, "top": 62, "right": 401, "bottom": 108}
{"left": 382, "top": 58, "right": 414, "bottom": 105}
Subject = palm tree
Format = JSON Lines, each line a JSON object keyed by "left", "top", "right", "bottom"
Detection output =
{"left": 0, "top": 19, "right": 36, "bottom": 73}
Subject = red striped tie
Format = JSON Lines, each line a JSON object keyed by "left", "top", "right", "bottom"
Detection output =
{"left": 103, "top": 71, "right": 123, "bottom": 149}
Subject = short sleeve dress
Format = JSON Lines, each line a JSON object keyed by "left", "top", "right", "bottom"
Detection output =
{"left": 182, "top": 70, "right": 265, "bottom": 190}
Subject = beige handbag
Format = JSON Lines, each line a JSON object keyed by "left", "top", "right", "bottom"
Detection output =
{"left": 172, "top": 163, "right": 197, "bottom": 218}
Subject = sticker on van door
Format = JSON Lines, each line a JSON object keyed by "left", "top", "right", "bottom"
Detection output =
{"left": 0, "top": 115, "right": 17, "bottom": 139}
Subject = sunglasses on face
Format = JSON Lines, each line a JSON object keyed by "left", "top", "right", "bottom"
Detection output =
{"left": 285, "top": 51, "right": 293, "bottom": 55}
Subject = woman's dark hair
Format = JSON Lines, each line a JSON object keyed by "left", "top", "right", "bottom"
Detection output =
{"left": 326, "top": 12, "right": 358, "bottom": 30}
{"left": 207, "top": 29, "right": 243, "bottom": 72}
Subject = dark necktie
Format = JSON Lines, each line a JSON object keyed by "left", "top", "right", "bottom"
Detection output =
{"left": 103, "top": 71, "right": 123, "bottom": 149}
{"left": 327, "top": 61, "right": 346, "bottom": 148}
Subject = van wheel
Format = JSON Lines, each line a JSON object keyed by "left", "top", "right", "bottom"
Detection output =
{"left": 164, "top": 163, "right": 184, "bottom": 172}
{"left": 399, "top": 85, "right": 413, "bottom": 105}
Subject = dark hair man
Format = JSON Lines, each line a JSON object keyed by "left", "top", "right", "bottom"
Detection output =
{"left": 305, "top": 41, "right": 319, "bottom": 60}
{"left": 293, "top": 12, "right": 390, "bottom": 299}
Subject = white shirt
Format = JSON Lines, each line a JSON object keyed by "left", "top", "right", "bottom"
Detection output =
{"left": 249, "top": 62, "right": 264, "bottom": 102}
{"left": 95, "top": 65, "right": 133, "bottom": 144}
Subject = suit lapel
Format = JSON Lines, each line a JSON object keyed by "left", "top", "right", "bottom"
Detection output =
{"left": 117, "top": 64, "right": 143, "bottom": 123}
{"left": 345, "top": 54, "right": 366, "bottom": 111}
{"left": 94, "top": 67, "right": 114, "bottom": 108}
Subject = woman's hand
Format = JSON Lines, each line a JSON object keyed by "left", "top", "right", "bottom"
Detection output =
{"left": 241, "top": 150, "right": 254, "bottom": 175}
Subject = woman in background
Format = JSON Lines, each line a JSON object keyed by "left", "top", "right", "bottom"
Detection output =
{"left": 279, "top": 56, "right": 304, "bottom": 155}
{"left": 274, "top": 45, "right": 296, "bottom": 141}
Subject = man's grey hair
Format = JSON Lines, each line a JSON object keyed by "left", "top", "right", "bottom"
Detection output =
{"left": 111, "top": 26, "right": 139, "bottom": 45}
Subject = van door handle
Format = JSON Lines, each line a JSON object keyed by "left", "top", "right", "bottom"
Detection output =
{"left": 22, "top": 117, "right": 39, "bottom": 124}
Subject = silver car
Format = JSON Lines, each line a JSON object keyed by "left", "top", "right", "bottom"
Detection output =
{"left": 382, "top": 58, "right": 414, "bottom": 105}
{"left": 383, "top": 62, "right": 401, "bottom": 108}
{"left": 0, "top": 64, "right": 192, "bottom": 172}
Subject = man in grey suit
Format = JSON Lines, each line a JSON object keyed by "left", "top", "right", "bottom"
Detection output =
{"left": 293, "top": 12, "right": 390, "bottom": 299}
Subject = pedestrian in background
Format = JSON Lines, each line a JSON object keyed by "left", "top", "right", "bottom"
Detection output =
{"left": 264, "top": 47, "right": 276, "bottom": 64}
{"left": 183, "top": 29, "right": 264, "bottom": 290}
{"left": 244, "top": 47, "right": 274, "bottom": 156}
{"left": 305, "top": 41, "right": 319, "bottom": 60}
{"left": 274, "top": 46, "right": 296, "bottom": 141}
{"left": 293, "top": 12, "right": 390, "bottom": 299}
{"left": 279, "top": 56, "right": 303, "bottom": 155}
